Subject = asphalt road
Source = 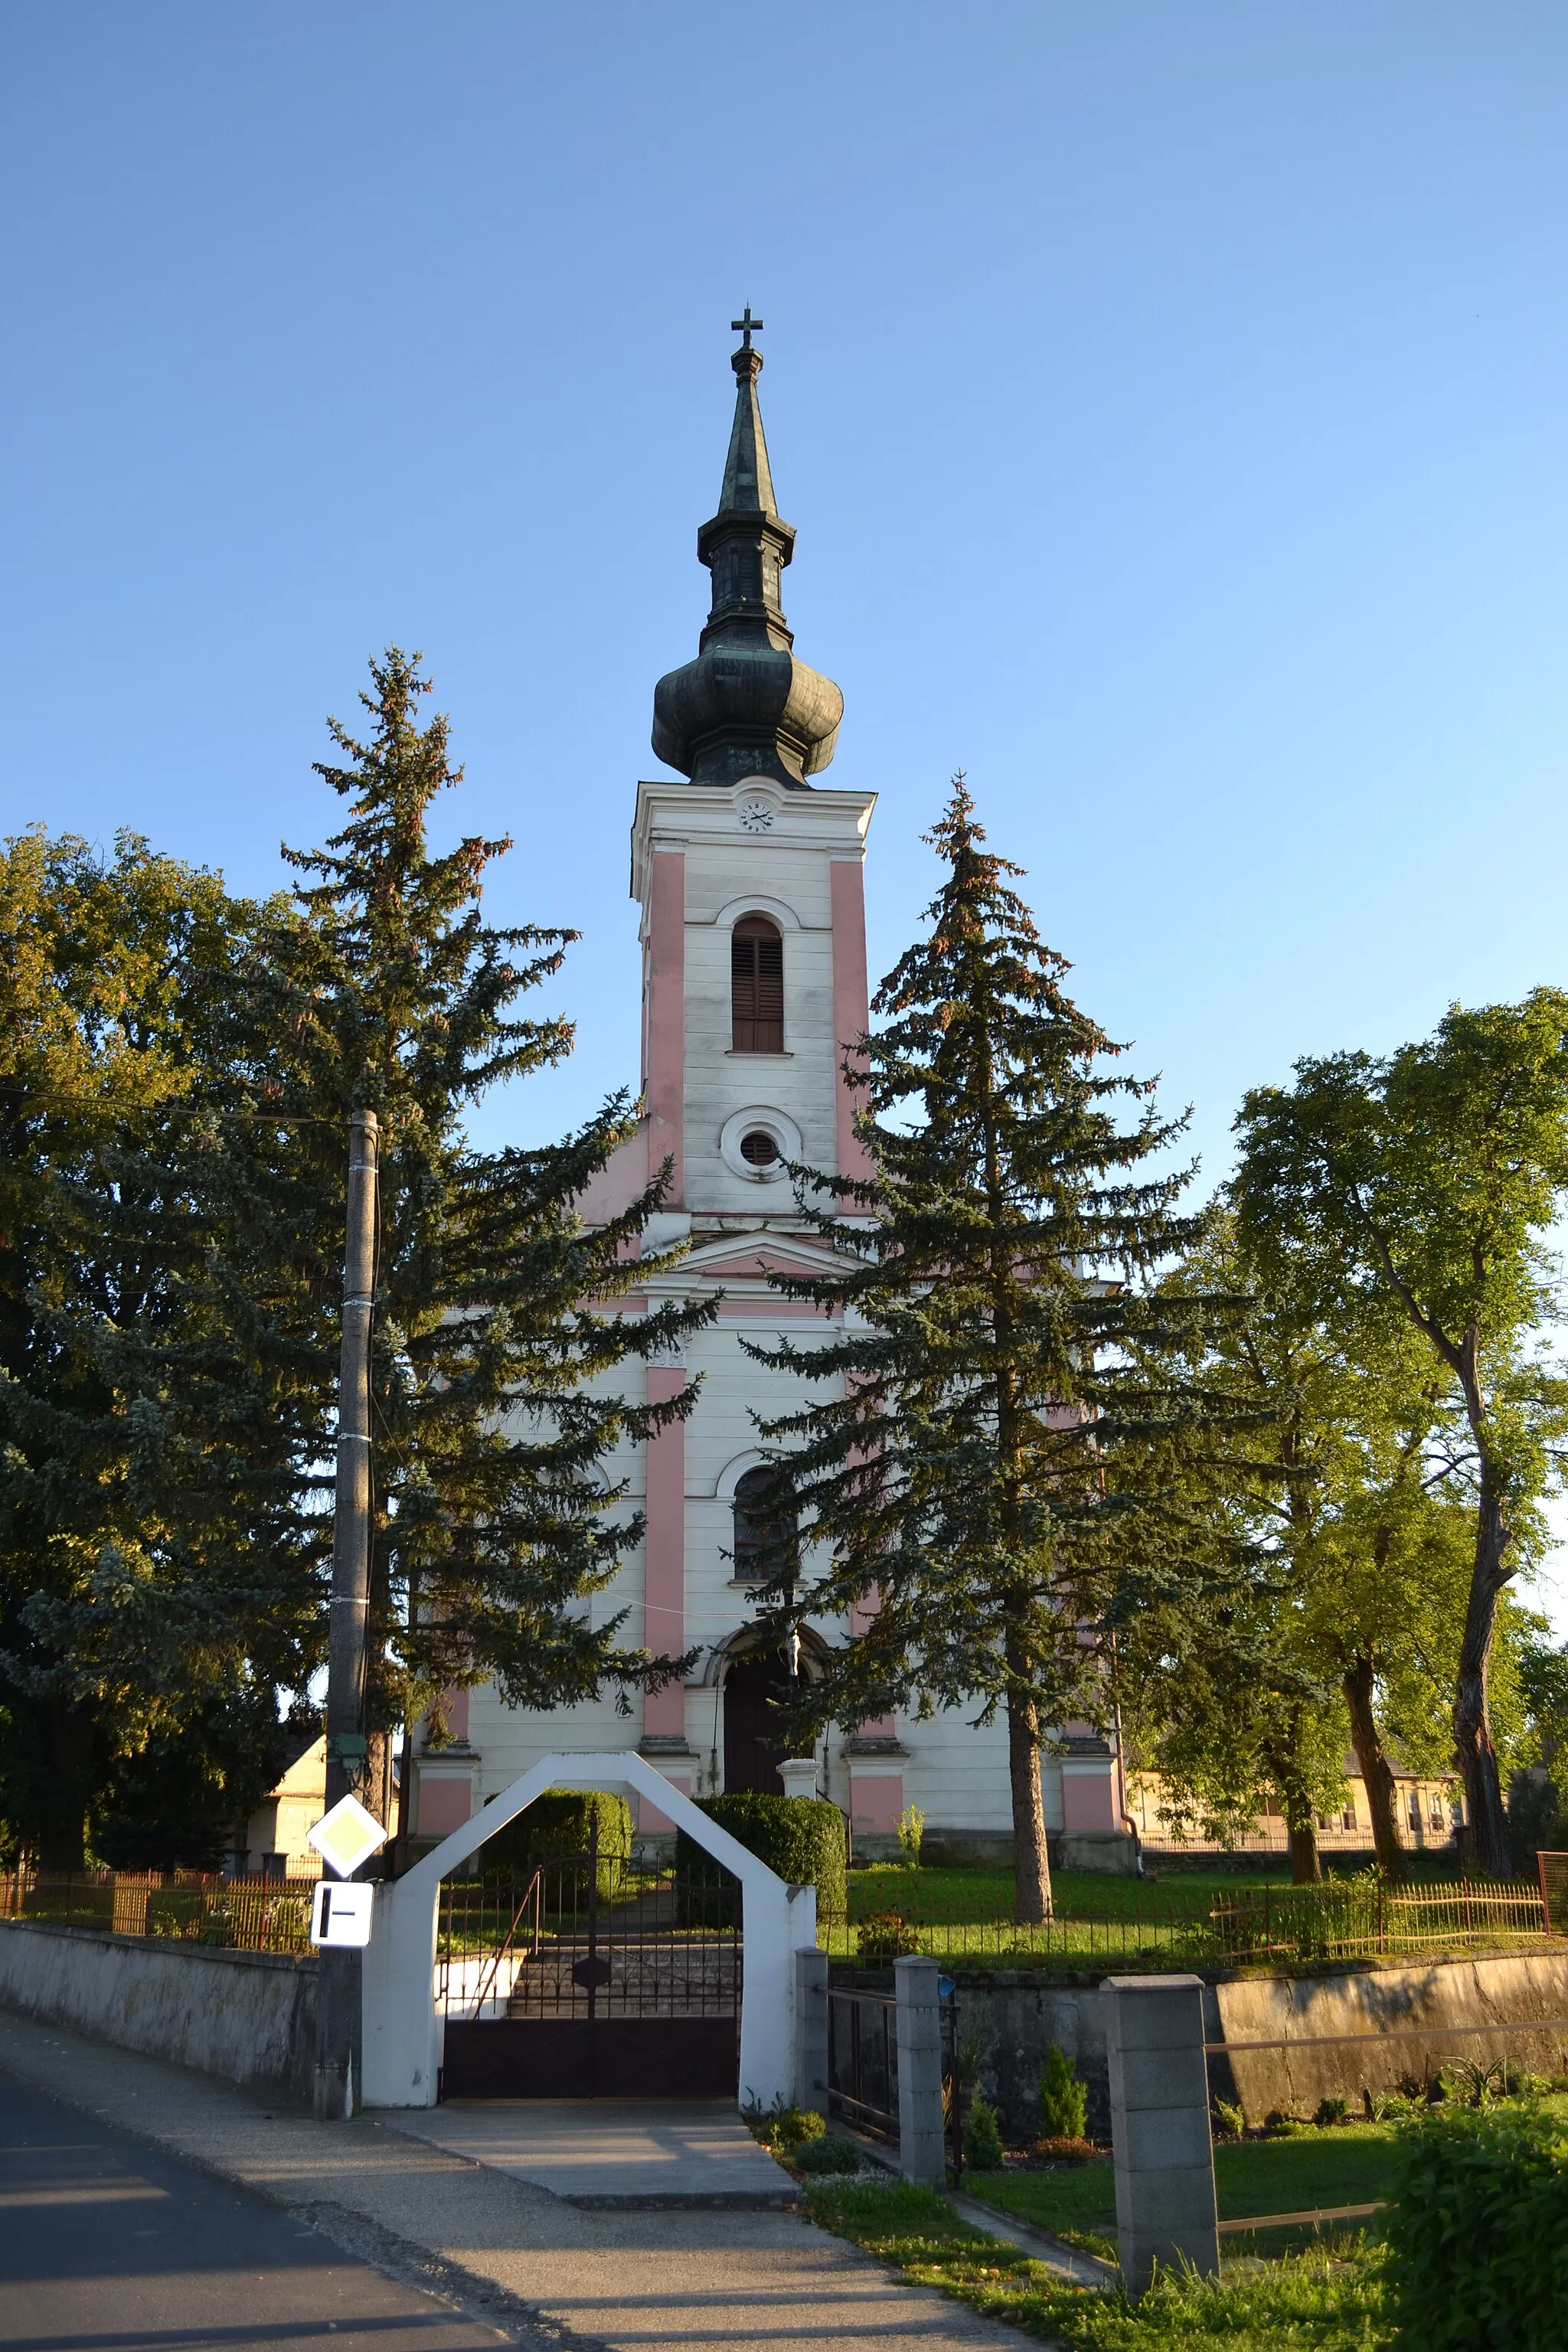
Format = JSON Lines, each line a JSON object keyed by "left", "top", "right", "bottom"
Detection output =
{"left": 0, "top": 2075, "right": 507, "bottom": 2352}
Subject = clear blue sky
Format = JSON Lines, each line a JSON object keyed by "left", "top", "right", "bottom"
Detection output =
{"left": 5, "top": 6, "right": 1568, "bottom": 1597}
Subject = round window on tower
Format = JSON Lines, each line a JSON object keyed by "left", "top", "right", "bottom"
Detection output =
{"left": 719, "top": 1106, "right": 801, "bottom": 1183}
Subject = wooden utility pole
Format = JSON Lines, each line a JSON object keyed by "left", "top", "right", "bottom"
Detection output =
{"left": 314, "top": 1107, "right": 379, "bottom": 2122}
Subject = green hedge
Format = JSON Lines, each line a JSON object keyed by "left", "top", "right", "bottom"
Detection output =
{"left": 675, "top": 1793, "right": 847, "bottom": 1923}
{"left": 1383, "top": 2103, "right": 1568, "bottom": 2347}
{"left": 474, "top": 1789, "right": 632, "bottom": 1892}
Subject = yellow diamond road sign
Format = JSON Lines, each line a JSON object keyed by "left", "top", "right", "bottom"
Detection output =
{"left": 307, "top": 1793, "right": 387, "bottom": 1880}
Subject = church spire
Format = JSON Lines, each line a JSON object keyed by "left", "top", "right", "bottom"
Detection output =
{"left": 717, "top": 309, "right": 777, "bottom": 514}
{"left": 652, "top": 316, "right": 842, "bottom": 790}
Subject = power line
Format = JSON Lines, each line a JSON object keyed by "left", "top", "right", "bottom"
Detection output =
{"left": 2, "top": 1091, "right": 356, "bottom": 1129}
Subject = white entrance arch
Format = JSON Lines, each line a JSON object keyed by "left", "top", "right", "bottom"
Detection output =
{"left": 361, "top": 1752, "right": 817, "bottom": 2111}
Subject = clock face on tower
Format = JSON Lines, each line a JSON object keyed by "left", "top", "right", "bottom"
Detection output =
{"left": 737, "top": 797, "right": 774, "bottom": 834}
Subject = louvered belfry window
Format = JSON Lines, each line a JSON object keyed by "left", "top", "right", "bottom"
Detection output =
{"left": 731, "top": 916, "right": 784, "bottom": 1052}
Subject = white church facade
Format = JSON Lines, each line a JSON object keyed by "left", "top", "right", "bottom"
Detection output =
{"left": 411, "top": 326, "right": 1135, "bottom": 1870}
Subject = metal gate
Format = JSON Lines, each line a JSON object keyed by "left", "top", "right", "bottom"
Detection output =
{"left": 827, "top": 1978, "right": 965, "bottom": 2177}
{"left": 437, "top": 1815, "right": 740, "bottom": 2099}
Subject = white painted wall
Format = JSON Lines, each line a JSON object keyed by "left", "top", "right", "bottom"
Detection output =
{"left": 456, "top": 769, "right": 1054, "bottom": 1847}
{"left": 0, "top": 1921, "right": 316, "bottom": 2100}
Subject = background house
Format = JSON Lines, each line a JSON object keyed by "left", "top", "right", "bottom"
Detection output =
{"left": 229, "top": 1736, "right": 325, "bottom": 1878}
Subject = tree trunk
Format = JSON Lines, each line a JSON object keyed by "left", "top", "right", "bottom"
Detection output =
{"left": 365, "top": 1727, "right": 393, "bottom": 1831}
{"left": 1008, "top": 1689, "right": 1054, "bottom": 1922}
{"left": 1343, "top": 1655, "right": 1409, "bottom": 1883}
{"left": 1267, "top": 1710, "right": 1323, "bottom": 1885}
{"left": 1287, "top": 1820, "right": 1322, "bottom": 1884}
{"left": 1453, "top": 1479, "right": 1513, "bottom": 1876}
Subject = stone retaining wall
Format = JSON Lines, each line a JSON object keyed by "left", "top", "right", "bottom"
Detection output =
{"left": 834, "top": 1948, "right": 1568, "bottom": 2141}
{"left": 0, "top": 1919, "right": 317, "bottom": 2104}
{"left": 1207, "top": 1950, "right": 1568, "bottom": 2121}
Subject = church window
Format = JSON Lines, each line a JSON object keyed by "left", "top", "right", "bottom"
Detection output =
{"left": 732, "top": 916, "right": 784, "bottom": 1051}
{"left": 740, "top": 1129, "right": 779, "bottom": 1168}
{"left": 733, "top": 1465, "right": 796, "bottom": 1583}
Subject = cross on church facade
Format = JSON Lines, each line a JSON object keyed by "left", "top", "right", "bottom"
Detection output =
{"left": 730, "top": 306, "right": 763, "bottom": 348}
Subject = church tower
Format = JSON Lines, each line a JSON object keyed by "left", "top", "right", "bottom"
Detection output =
{"left": 418, "top": 323, "right": 1132, "bottom": 1869}
{"left": 616, "top": 314, "right": 891, "bottom": 1831}
{"left": 635, "top": 312, "right": 876, "bottom": 1228}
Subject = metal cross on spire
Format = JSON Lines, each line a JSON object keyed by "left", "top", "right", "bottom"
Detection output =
{"left": 730, "top": 305, "right": 764, "bottom": 349}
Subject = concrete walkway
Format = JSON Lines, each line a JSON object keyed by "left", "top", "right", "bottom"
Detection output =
{"left": 0, "top": 2013, "right": 1047, "bottom": 2352}
{"left": 391, "top": 2098, "right": 799, "bottom": 2207}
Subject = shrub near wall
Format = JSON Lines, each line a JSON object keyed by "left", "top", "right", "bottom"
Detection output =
{"left": 475, "top": 1790, "right": 632, "bottom": 1892}
{"left": 676, "top": 1795, "right": 847, "bottom": 1924}
{"left": 1383, "top": 2104, "right": 1568, "bottom": 2348}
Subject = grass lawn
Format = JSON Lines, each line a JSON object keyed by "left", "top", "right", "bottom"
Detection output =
{"left": 841, "top": 1865, "right": 1285, "bottom": 1942}
{"left": 848, "top": 1864, "right": 1292, "bottom": 1922}
{"left": 848, "top": 1858, "right": 1470, "bottom": 1925}
{"left": 803, "top": 2177, "right": 1388, "bottom": 2349}
{"left": 835, "top": 1864, "right": 1328, "bottom": 1970}
{"left": 835, "top": 1858, "right": 1541, "bottom": 1968}
{"left": 969, "top": 2122, "right": 1403, "bottom": 2264}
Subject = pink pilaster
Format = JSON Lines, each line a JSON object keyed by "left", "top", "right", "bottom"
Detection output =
{"left": 830, "top": 858, "right": 873, "bottom": 1182}
{"left": 645, "top": 849, "right": 685, "bottom": 1205}
{"left": 849, "top": 1769, "right": 904, "bottom": 1838}
{"left": 848, "top": 1588, "right": 897, "bottom": 1741}
{"left": 1060, "top": 1762, "right": 1120, "bottom": 1833}
{"left": 413, "top": 1684, "right": 475, "bottom": 1838}
{"left": 641, "top": 1365, "right": 688, "bottom": 1746}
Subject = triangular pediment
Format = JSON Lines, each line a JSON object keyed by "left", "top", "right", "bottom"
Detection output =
{"left": 679, "top": 1228, "right": 849, "bottom": 1285}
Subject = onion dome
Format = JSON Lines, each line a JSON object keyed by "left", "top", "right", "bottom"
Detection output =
{"left": 652, "top": 314, "right": 843, "bottom": 789}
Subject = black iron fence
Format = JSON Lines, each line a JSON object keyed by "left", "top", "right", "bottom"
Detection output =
{"left": 827, "top": 1975, "right": 966, "bottom": 2180}
{"left": 827, "top": 1985, "right": 897, "bottom": 2141}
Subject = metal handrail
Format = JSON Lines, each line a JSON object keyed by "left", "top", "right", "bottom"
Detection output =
{"left": 1205, "top": 2014, "right": 1568, "bottom": 2054}
{"left": 1217, "top": 2201, "right": 1383, "bottom": 2236}
{"left": 466, "top": 1868, "right": 545, "bottom": 2018}
{"left": 828, "top": 1984, "right": 898, "bottom": 2141}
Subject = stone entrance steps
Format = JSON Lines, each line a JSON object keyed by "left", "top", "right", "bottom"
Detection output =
{"left": 504, "top": 1935, "right": 741, "bottom": 2018}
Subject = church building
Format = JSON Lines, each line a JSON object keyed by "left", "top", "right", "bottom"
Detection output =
{"left": 410, "top": 325, "right": 1135, "bottom": 1870}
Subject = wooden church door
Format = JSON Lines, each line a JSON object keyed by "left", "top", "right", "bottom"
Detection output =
{"left": 722, "top": 1648, "right": 792, "bottom": 1793}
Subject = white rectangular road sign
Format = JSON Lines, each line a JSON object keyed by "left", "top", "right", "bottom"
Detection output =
{"left": 310, "top": 1880, "right": 374, "bottom": 1949}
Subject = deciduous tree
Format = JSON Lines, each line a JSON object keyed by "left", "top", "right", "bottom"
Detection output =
{"left": 1232, "top": 994, "right": 1568, "bottom": 1875}
{"left": 0, "top": 827, "right": 260, "bottom": 1864}
{"left": 1119, "top": 1216, "right": 1475, "bottom": 1882}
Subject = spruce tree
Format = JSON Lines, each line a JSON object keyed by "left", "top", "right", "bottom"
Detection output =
{"left": 746, "top": 782, "right": 1244, "bottom": 1920}
{"left": 182, "top": 649, "right": 710, "bottom": 1825}
{"left": 0, "top": 656, "right": 710, "bottom": 1860}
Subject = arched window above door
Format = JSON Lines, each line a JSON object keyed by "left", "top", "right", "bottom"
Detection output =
{"left": 732, "top": 1465, "right": 797, "bottom": 1583}
{"left": 731, "top": 916, "right": 784, "bottom": 1053}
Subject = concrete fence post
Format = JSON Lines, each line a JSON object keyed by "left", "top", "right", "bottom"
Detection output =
{"left": 894, "top": 1952, "right": 946, "bottom": 2185}
{"left": 1102, "top": 1972, "right": 1219, "bottom": 2296}
{"left": 795, "top": 1945, "right": 828, "bottom": 2115}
